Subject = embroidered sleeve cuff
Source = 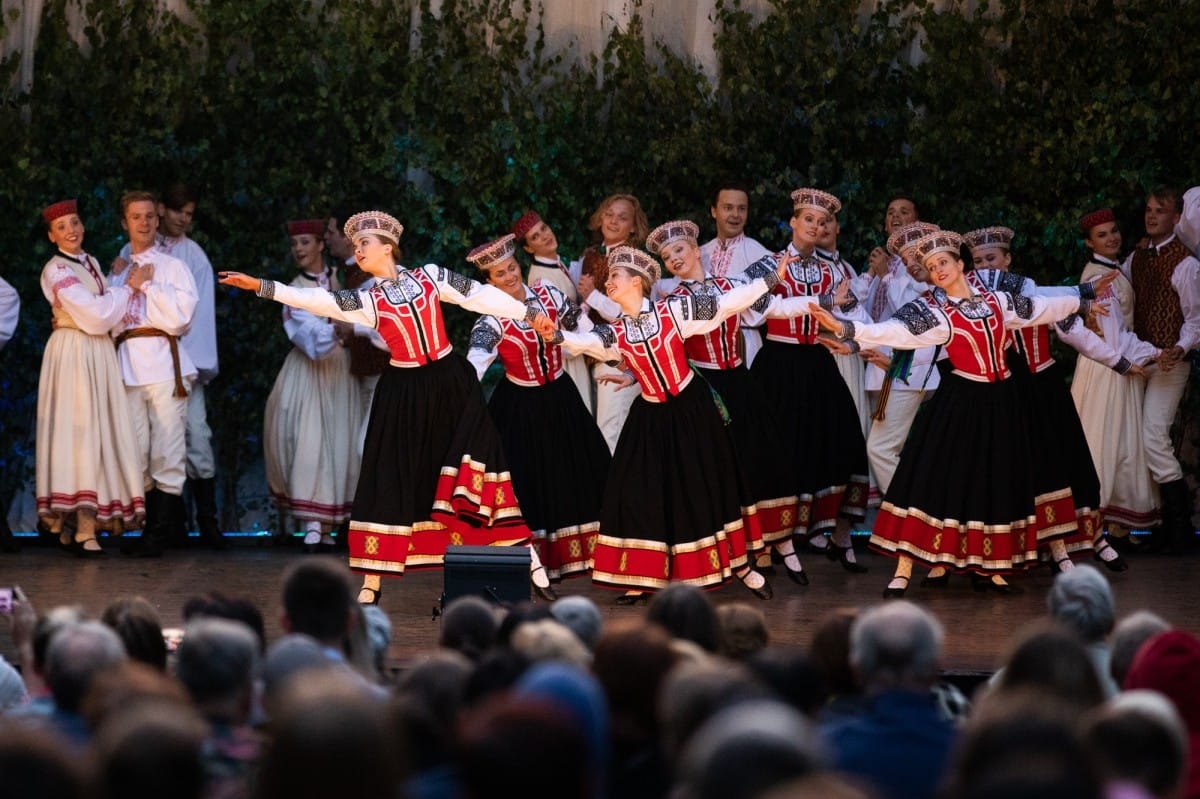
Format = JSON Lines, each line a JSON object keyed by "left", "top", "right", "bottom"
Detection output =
{"left": 1078, "top": 282, "right": 1096, "bottom": 301}
{"left": 1077, "top": 297, "right": 1094, "bottom": 317}
{"left": 743, "top": 259, "right": 781, "bottom": 291}
{"left": 839, "top": 321, "right": 856, "bottom": 341}
{"left": 1113, "top": 357, "right": 1132, "bottom": 375}
{"left": 524, "top": 306, "right": 540, "bottom": 325}
{"left": 549, "top": 330, "right": 564, "bottom": 345}
{"left": 819, "top": 293, "right": 834, "bottom": 311}
{"left": 844, "top": 340, "right": 861, "bottom": 354}
{"left": 257, "top": 280, "right": 276, "bottom": 300}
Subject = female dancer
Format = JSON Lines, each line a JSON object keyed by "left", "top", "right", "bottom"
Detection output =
{"left": 964, "top": 225, "right": 1143, "bottom": 573}
{"left": 751, "top": 189, "right": 870, "bottom": 577}
{"left": 545, "top": 245, "right": 784, "bottom": 603}
{"left": 574, "top": 194, "right": 650, "bottom": 453}
{"left": 466, "top": 234, "right": 611, "bottom": 594}
{"left": 220, "top": 211, "right": 553, "bottom": 604}
{"left": 1069, "top": 210, "right": 1162, "bottom": 560}
{"left": 810, "top": 230, "right": 1115, "bottom": 596}
{"left": 650, "top": 219, "right": 825, "bottom": 586}
{"left": 263, "top": 220, "right": 361, "bottom": 551}
{"left": 36, "top": 199, "right": 146, "bottom": 555}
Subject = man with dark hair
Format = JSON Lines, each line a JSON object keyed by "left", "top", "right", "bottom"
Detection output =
{"left": 280, "top": 558, "right": 357, "bottom": 653}
{"left": 699, "top": 181, "right": 772, "bottom": 364}
{"left": 110, "top": 190, "right": 199, "bottom": 557}
{"left": 1123, "top": 186, "right": 1200, "bottom": 552}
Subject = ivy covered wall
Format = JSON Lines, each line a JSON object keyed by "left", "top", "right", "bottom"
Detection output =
{"left": 0, "top": 0, "right": 1197, "bottom": 527}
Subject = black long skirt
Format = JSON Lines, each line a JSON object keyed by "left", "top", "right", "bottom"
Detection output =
{"left": 347, "top": 354, "right": 529, "bottom": 577}
{"left": 751, "top": 340, "right": 869, "bottom": 534}
{"left": 591, "top": 379, "right": 752, "bottom": 592}
{"left": 871, "top": 372, "right": 1047, "bottom": 572}
{"left": 696, "top": 364, "right": 795, "bottom": 545}
{"left": 488, "top": 374, "right": 610, "bottom": 579}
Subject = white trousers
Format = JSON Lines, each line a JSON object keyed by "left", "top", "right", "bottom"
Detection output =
{"left": 594, "top": 363, "right": 636, "bottom": 455}
{"left": 127, "top": 379, "right": 189, "bottom": 495}
{"left": 867, "top": 389, "right": 926, "bottom": 496}
{"left": 185, "top": 384, "right": 216, "bottom": 480}
{"left": 1143, "top": 363, "right": 1191, "bottom": 483}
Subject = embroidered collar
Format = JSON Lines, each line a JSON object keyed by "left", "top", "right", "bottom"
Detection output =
{"left": 1088, "top": 254, "right": 1121, "bottom": 269}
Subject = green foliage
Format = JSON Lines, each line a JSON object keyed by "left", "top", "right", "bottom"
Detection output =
{"left": 1, "top": 0, "right": 1198, "bottom": 522}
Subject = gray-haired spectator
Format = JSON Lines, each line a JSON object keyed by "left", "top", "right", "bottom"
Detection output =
{"left": 1047, "top": 565, "right": 1118, "bottom": 696}
{"left": 43, "top": 621, "right": 128, "bottom": 745}
{"left": 1083, "top": 689, "right": 1188, "bottom": 799}
{"left": 821, "top": 601, "right": 956, "bottom": 799}
{"left": 510, "top": 619, "right": 591, "bottom": 668}
{"left": 676, "top": 699, "right": 825, "bottom": 799}
{"left": 176, "top": 618, "right": 263, "bottom": 799}
{"left": 1109, "top": 610, "right": 1171, "bottom": 689}
{"left": 0, "top": 655, "right": 28, "bottom": 714}
{"left": 549, "top": 596, "right": 603, "bottom": 650}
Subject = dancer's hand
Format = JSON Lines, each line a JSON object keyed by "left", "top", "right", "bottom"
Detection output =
{"left": 530, "top": 313, "right": 555, "bottom": 339}
{"left": 861, "top": 348, "right": 890, "bottom": 368}
{"left": 597, "top": 373, "right": 636, "bottom": 391}
{"left": 218, "top": 272, "right": 263, "bottom": 292}
{"left": 809, "top": 306, "right": 844, "bottom": 336}
{"left": 818, "top": 337, "right": 856, "bottom": 356}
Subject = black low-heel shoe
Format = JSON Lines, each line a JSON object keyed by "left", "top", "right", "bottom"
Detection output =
{"left": 882, "top": 577, "right": 909, "bottom": 598}
{"left": 783, "top": 564, "right": 809, "bottom": 586}
{"left": 615, "top": 592, "right": 648, "bottom": 606}
{"left": 741, "top": 577, "right": 774, "bottom": 601}
{"left": 357, "top": 587, "right": 381, "bottom": 606}
{"left": 826, "top": 544, "right": 869, "bottom": 573}
{"left": 1094, "top": 545, "right": 1129, "bottom": 573}
{"left": 970, "top": 574, "right": 1012, "bottom": 594}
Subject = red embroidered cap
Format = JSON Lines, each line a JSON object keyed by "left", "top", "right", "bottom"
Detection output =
{"left": 42, "top": 199, "right": 78, "bottom": 225}
{"left": 1079, "top": 208, "right": 1115, "bottom": 235}
{"left": 286, "top": 219, "right": 326, "bottom": 238}
{"left": 511, "top": 210, "right": 542, "bottom": 242}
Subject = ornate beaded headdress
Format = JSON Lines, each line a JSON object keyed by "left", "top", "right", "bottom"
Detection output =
{"left": 607, "top": 245, "right": 661, "bottom": 284}
{"left": 886, "top": 222, "right": 941, "bottom": 257}
{"left": 1078, "top": 208, "right": 1115, "bottom": 235}
{"left": 42, "top": 199, "right": 78, "bottom": 225}
{"left": 790, "top": 188, "right": 842, "bottom": 216}
{"left": 344, "top": 210, "right": 404, "bottom": 244}
{"left": 466, "top": 234, "right": 518, "bottom": 270}
{"left": 962, "top": 226, "right": 1015, "bottom": 251}
{"left": 911, "top": 230, "right": 965, "bottom": 263}
{"left": 645, "top": 220, "right": 700, "bottom": 255}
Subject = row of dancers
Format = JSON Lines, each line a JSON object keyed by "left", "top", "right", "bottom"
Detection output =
{"left": 214, "top": 184, "right": 1186, "bottom": 604}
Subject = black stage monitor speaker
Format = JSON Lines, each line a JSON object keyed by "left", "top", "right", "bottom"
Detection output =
{"left": 443, "top": 545, "right": 530, "bottom": 606}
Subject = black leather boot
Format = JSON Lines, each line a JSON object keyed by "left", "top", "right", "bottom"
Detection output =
{"left": 191, "top": 477, "right": 229, "bottom": 550}
{"left": 123, "top": 489, "right": 166, "bottom": 558}
{"left": 1160, "top": 479, "right": 1196, "bottom": 554}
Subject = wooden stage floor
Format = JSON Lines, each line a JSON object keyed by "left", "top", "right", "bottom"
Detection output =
{"left": 1, "top": 542, "right": 1197, "bottom": 677}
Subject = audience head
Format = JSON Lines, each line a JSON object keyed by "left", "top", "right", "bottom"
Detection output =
{"left": 174, "top": 617, "right": 260, "bottom": 723}
{"left": 550, "top": 596, "right": 603, "bottom": 650}
{"left": 849, "top": 601, "right": 943, "bottom": 693}
{"left": 989, "top": 620, "right": 1105, "bottom": 713}
{"left": 515, "top": 662, "right": 611, "bottom": 790}
{"left": 44, "top": 621, "right": 127, "bottom": 714}
{"left": 80, "top": 661, "right": 190, "bottom": 733}
{"left": 510, "top": 618, "right": 592, "bottom": 668}
{"left": 646, "top": 583, "right": 721, "bottom": 653}
{"left": 257, "top": 672, "right": 399, "bottom": 799}
{"left": 745, "top": 647, "right": 828, "bottom": 717}
{"left": 438, "top": 596, "right": 500, "bottom": 662}
{"left": 717, "top": 601, "right": 770, "bottom": 660}
{"left": 391, "top": 650, "right": 473, "bottom": 774}
{"left": 280, "top": 558, "right": 356, "bottom": 648}
{"left": 1047, "top": 565, "right": 1115, "bottom": 644}
{"left": 1122, "top": 630, "right": 1200, "bottom": 798}
{"left": 658, "top": 658, "right": 768, "bottom": 762}
{"left": 92, "top": 699, "right": 207, "bottom": 799}
{"left": 30, "top": 605, "right": 87, "bottom": 678}
{"left": 456, "top": 694, "right": 591, "bottom": 799}
{"left": 0, "top": 725, "right": 88, "bottom": 798}
{"left": 1083, "top": 690, "right": 1188, "bottom": 799}
{"left": 493, "top": 600, "right": 553, "bottom": 649}
{"left": 592, "top": 619, "right": 678, "bottom": 744}
{"left": 809, "top": 608, "right": 859, "bottom": 697}
{"left": 463, "top": 648, "right": 531, "bottom": 705}
{"left": 1109, "top": 610, "right": 1171, "bottom": 688}
{"left": 100, "top": 597, "right": 167, "bottom": 672}
{"left": 675, "top": 699, "right": 825, "bottom": 799}
{"left": 261, "top": 633, "right": 340, "bottom": 718}
{"left": 0, "top": 656, "right": 28, "bottom": 713}
{"left": 181, "top": 591, "right": 267, "bottom": 653}
{"left": 944, "top": 690, "right": 1101, "bottom": 799}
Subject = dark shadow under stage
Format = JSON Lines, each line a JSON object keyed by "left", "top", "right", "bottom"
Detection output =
{"left": 1, "top": 544, "right": 1197, "bottom": 679}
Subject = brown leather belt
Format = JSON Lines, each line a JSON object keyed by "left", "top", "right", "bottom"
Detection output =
{"left": 115, "top": 327, "right": 188, "bottom": 398}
